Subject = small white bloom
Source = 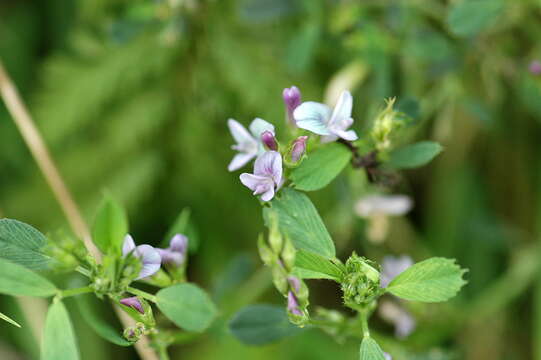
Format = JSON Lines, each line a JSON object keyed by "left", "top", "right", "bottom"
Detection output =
{"left": 355, "top": 194, "right": 413, "bottom": 218}
{"left": 227, "top": 118, "right": 275, "bottom": 172}
{"left": 379, "top": 300, "right": 416, "bottom": 339}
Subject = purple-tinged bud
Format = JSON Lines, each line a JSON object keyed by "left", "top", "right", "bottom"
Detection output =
{"left": 261, "top": 131, "right": 278, "bottom": 151}
{"left": 287, "top": 291, "right": 302, "bottom": 316}
{"left": 530, "top": 60, "right": 541, "bottom": 75}
{"left": 283, "top": 86, "right": 301, "bottom": 125}
{"left": 157, "top": 234, "right": 188, "bottom": 266}
{"left": 290, "top": 136, "right": 308, "bottom": 163}
{"left": 288, "top": 276, "right": 301, "bottom": 293}
{"left": 120, "top": 296, "right": 144, "bottom": 314}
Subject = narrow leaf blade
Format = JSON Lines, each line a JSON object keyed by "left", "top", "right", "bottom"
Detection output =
{"left": 293, "top": 249, "right": 344, "bottom": 281}
{"left": 0, "top": 258, "right": 57, "bottom": 297}
{"left": 41, "top": 301, "right": 80, "bottom": 360}
{"left": 0, "top": 311, "right": 21, "bottom": 328}
{"left": 92, "top": 197, "right": 128, "bottom": 255}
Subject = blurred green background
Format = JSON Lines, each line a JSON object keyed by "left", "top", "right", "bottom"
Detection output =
{"left": 1, "top": 0, "right": 540, "bottom": 359}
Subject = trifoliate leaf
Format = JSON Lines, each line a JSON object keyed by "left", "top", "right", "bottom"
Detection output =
{"left": 359, "top": 337, "right": 386, "bottom": 360}
{"left": 0, "top": 219, "right": 51, "bottom": 270}
{"left": 387, "top": 141, "right": 443, "bottom": 169}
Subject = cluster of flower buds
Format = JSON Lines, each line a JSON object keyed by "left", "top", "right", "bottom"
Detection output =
{"left": 370, "top": 98, "right": 402, "bottom": 152}
{"left": 341, "top": 253, "right": 381, "bottom": 309}
{"left": 45, "top": 231, "right": 90, "bottom": 272}
{"left": 123, "top": 322, "right": 148, "bottom": 343}
{"left": 258, "top": 214, "right": 309, "bottom": 326}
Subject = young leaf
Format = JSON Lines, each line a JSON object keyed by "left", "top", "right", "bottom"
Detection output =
{"left": 263, "top": 188, "right": 335, "bottom": 258}
{"left": 156, "top": 283, "right": 217, "bottom": 332}
{"left": 387, "top": 141, "right": 443, "bottom": 169}
{"left": 41, "top": 301, "right": 80, "bottom": 360}
{"left": 0, "top": 311, "right": 21, "bottom": 328}
{"left": 229, "top": 304, "right": 303, "bottom": 345}
{"left": 92, "top": 196, "right": 128, "bottom": 255}
{"left": 0, "top": 219, "right": 51, "bottom": 270}
{"left": 386, "top": 257, "right": 467, "bottom": 302}
{"left": 447, "top": 0, "right": 504, "bottom": 37}
{"left": 293, "top": 249, "right": 344, "bottom": 282}
{"left": 290, "top": 143, "right": 352, "bottom": 191}
{"left": 359, "top": 337, "right": 386, "bottom": 360}
{"left": 0, "top": 258, "right": 57, "bottom": 297}
{"left": 162, "top": 208, "right": 199, "bottom": 253}
{"left": 75, "top": 294, "right": 131, "bottom": 346}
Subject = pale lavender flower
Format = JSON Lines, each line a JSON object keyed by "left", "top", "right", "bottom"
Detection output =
{"left": 227, "top": 118, "right": 275, "bottom": 172}
{"left": 261, "top": 131, "right": 278, "bottom": 151}
{"left": 379, "top": 300, "right": 416, "bottom": 339}
{"left": 380, "top": 255, "right": 413, "bottom": 288}
{"left": 157, "top": 234, "right": 188, "bottom": 266}
{"left": 120, "top": 296, "right": 144, "bottom": 314}
{"left": 290, "top": 136, "right": 308, "bottom": 163}
{"left": 283, "top": 86, "right": 301, "bottom": 125}
{"left": 122, "top": 235, "right": 162, "bottom": 280}
{"left": 288, "top": 276, "right": 301, "bottom": 293}
{"left": 529, "top": 60, "right": 541, "bottom": 75}
{"left": 293, "top": 90, "right": 358, "bottom": 142}
{"left": 355, "top": 195, "right": 413, "bottom": 218}
{"left": 240, "top": 151, "right": 282, "bottom": 202}
{"left": 287, "top": 291, "right": 302, "bottom": 316}
{"left": 384, "top": 353, "right": 392, "bottom": 360}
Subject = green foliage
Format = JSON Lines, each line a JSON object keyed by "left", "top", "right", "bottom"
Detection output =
{"left": 386, "top": 258, "right": 468, "bottom": 302}
{"left": 0, "top": 219, "right": 51, "bottom": 270}
{"left": 263, "top": 188, "right": 335, "bottom": 258}
{"left": 41, "top": 301, "right": 80, "bottom": 360}
{"left": 387, "top": 141, "right": 443, "bottom": 170}
{"left": 359, "top": 337, "right": 385, "bottom": 360}
{"left": 229, "top": 305, "right": 303, "bottom": 345}
{"left": 163, "top": 208, "right": 199, "bottom": 253}
{"left": 91, "top": 196, "right": 128, "bottom": 255}
{"left": 156, "top": 283, "right": 217, "bottom": 333}
{"left": 0, "top": 258, "right": 57, "bottom": 297}
{"left": 293, "top": 249, "right": 344, "bottom": 281}
{"left": 447, "top": 0, "right": 505, "bottom": 37}
{"left": 291, "top": 143, "right": 352, "bottom": 191}
{"left": 0, "top": 311, "right": 21, "bottom": 328}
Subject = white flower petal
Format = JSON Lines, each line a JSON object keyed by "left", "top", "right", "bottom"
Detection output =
{"left": 331, "top": 128, "right": 358, "bottom": 141}
{"left": 135, "top": 245, "right": 162, "bottom": 280}
{"left": 253, "top": 151, "right": 282, "bottom": 184}
{"left": 355, "top": 195, "right": 413, "bottom": 217}
{"left": 249, "top": 118, "right": 275, "bottom": 139}
{"left": 328, "top": 90, "right": 353, "bottom": 128}
{"left": 293, "top": 102, "right": 332, "bottom": 135}
{"left": 239, "top": 173, "right": 270, "bottom": 191}
{"left": 228, "top": 152, "right": 256, "bottom": 172}
{"left": 122, "top": 234, "right": 136, "bottom": 257}
{"left": 228, "top": 119, "right": 254, "bottom": 145}
{"left": 260, "top": 186, "right": 275, "bottom": 202}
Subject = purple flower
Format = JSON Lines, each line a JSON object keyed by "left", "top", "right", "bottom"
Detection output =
{"left": 530, "top": 60, "right": 541, "bottom": 75}
{"left": 379, "top": 300, "right": 416, "bottom": 339}
{"left": 120, "top": 296, "right": 144, "bottom": 314}
{"left": 261, "top": 131, "right": 278, "bottom": 151}
{"left": 380, "top": 255, "right": 413, "bottom": 288}
{"left": 122, "top": 235, "right": 162, "bottom": 280}
{"left": 293, "top": 90, "right": 358, "bottom": 142}
{"left": 287, "top": 291, "right": 302, "bottom": 316}
{"left": 227, "top": 118, "right": 275, "bottom": 172}
{"left": 283, "top": 86, "right": 301, "bottom": 125}
{"left": 288, "top": 276, "right": 301, "bottom": 293}
{"left": 290, "top": 136, "right": 308, "bottom": 163}
{"left": 157, "top": 234, "right": 188, "bottom": 266}
{"left": 240, "top": 151, "right": 282, "bottom": 202}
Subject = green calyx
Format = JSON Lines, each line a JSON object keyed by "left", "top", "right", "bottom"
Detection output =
{"left": 341, "top": 254, "right": 381, "bottom": 308}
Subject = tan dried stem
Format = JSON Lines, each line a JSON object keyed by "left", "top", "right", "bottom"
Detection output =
{"left": 0, "top": 60, "right": 158, "bottom": 360}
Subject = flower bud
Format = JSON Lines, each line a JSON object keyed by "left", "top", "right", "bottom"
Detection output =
{"left": 258, "top": 234, "right": 274, "bottom": 265}
{"left": 281, "top": 237, "right": 296, "bottom": 271}
{"left": 261, "top": 131, "right": 278, "bottom": 151}
{"left": 287, "top": 291, "right": 302, "bottom": 316}
{"left": 341, "top": 253, "right": 381, "bottom": 308}
{"left": 530, "top": 60, "right": 541, "bottom": 75}
{"left": 272, "top": 263, "right": 289, "bottom": 295}
{"left": 120, "top": 296, "right": 144, "bottom": 314}
{"left": 290, "top": 136, "right": 308, "bottom": 163}
{"left": 268, "top": 214, "right": 283, "bottom": 253}
{"left": 283, "top": 86, "right": 301, "bottom": 125}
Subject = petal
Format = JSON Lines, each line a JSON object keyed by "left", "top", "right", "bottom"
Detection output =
{"left": 355, "top": 195, "right": 412, "bottom": 217}
{"left": 395, "top": 312, "right": 416, "bottom": 338}
{"left": 259, "top": 186, "right": 275, "bottom": 202}
{"left": 169, "top": 234, "right": 188, "bottom": 253}
{"left": 122, "top": 234, "right": 136, "bottom": 257}
{"left": 228, "top": 152, "right": 256, "bottom": 172}
{"left": 328, "top": 90, "right": 353, "bottom": 128}
{"left": 320, "top": 134, "right": 339, "bottom": 144}
{"left": 239, "top": 173, "right": 269, "bottom": 191}
{"left": 228, "top": 119, "right": 254, "bottom": 145}
{"left": 249, "top": 118, "right": 275, "bottom": 139}
{"left": 253, "top": 151, "right": 282, "bottom": 185}
{"left": 293, "top": 102, "right": 332, "bottom": 135}
{"left": 157, "top": 248, "right": 185, "bottom": 265}
{"left": 331, "top": 128, "right": 358, "bottom": 141}
{"left": 120, "top": 297, "right": 144, "bottom": 314}
{"left": 135, "top": 245, "right": 162, "bottom": 280}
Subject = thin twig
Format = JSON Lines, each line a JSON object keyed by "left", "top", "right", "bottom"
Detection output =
{"left": 0, "top": 59, "right": 158, "bottom": 360}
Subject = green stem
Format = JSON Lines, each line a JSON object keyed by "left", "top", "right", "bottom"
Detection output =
{"left": 59, "top": 286, "right": 93, "bottom": 299}
{"left": 359, "top": 310, "right": 370, "bottom": 338}
{"left": 156, "top": 346, "right": 170, "bottom": 360}
{"left": 127, "top": 286, "right": 158, "bottom": 303}
{"left": 76, "top": 266, "right": 91, "bottom": 277}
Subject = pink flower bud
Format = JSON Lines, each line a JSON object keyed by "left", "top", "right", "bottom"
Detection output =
{"left": 261, "top": 131, "right": 278, "bottom": 151}
{"left": 290, "top": 136, "right": 308, "bottom": 163}
{"left": 283, "top": 86, "right": 301, "bottom": 125}
{"left": 120, "top": 296, "right": 144, "bottom": 314}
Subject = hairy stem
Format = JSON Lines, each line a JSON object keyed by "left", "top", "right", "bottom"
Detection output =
{"left": 59, "top": 286, "right": 94, "bottom": 299}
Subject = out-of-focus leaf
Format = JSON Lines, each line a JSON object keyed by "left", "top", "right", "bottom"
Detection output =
{"left": 293, "top": 249, "right": 344, "bottom": 281}
{"left": 229, "top": 304, "right": 303, "bottom": 345}
{"left": 41, "top": 301, "right": 79, "bottom": 360}
{"left": 447, "top": 0, "right": 504, "bottom": 37}
{"left": 0, "top": 311, "right": 21, "bottom": 328}
{"left": 291, "top": 143, "right": 352, "bottom": 191}
{"left": 0, "top": 219, "right": 51, "bottom": 270}
{"left": 263, "top": 188, "right": 335, "bottom": 258}
{"left": 386, "top": 257, "right": 468, "bottom": 302}
{"left": 91, "top": 196, "right": 128, "bottom": 255}
{"left": 0, "top": 258, "right": 57, "bottom": 297}
{"left": 75, "top": 294, "right": 131, "bottom": 346}
{"left": 359, "top": 337, "right": 386, "bottom": 360}
{"left": 286, "top": 23, "right": 320, "bottom": 74}
{"left": 156, "top": 283, "right": 217, "bottom": 332}
{"left": 239, "top": 0, "right": 297, "bottom": 23}
{"left": 212, "top": 253, "right": 255, "bottom": 303}
{"left": 163, "top": 208, "right": 199, "bottom": 253}
{"left": 387, "top": 141, "right": 443, "bottom": 169}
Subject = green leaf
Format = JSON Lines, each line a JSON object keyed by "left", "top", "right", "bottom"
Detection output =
{"left": 386, "top": 257, "right": 467, "bottom": 302}
{"left": 41, "top": 301, "right": 80, "bottom": 360}
{"left": 229, "top": 305, "right": 303, "bottom": 345}
{"left": 293, "top": 249, "right": 344, "bottom": 281}
{"left": 156, "top": 283, "right": 217, "bottom": 332}
{"left": 75, "top": 294, "right": 131, "bottom": 346}
{"left": 359, "top": 337, "right": 386, "bottom": 360}
{"left": 0, "top": 311, "right": 21, "bottom": 328}
{"left": 447, "top": 0, "right": 504, "bottom": 37}
{"left": 162, "top": 208, "right": 199, "bottom": 253}
{"left": 263, "top": 188, "right": 335, "bottom": 258}
{"left": 0, "top": 219, "right": 51, "bottom": 270}
{"left": 0, "top": 258, "right": 57, "bottom": 297}
{"left": 92, "top": 197, "right": 128, "bottom": 255}
{"left": 387, "top": 141, "right": 443, "bottom": 169}
{"left": 290, "top": 143, "right": 352, "bottom": 191}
